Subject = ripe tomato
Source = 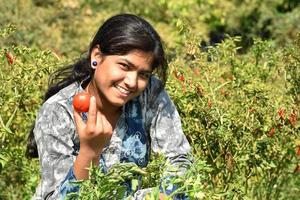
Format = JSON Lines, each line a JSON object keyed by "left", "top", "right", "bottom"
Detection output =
{"left": 73, "top": 92, "right": 91, "bottom": 113}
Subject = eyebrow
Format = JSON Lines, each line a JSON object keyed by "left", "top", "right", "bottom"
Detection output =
{"left": 120, "top": 58, "right": 153, "bottom": 73}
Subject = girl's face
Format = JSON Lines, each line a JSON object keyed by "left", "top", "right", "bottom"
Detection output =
{"left": 90, "top": 48, "right": 153, "bottom": 109}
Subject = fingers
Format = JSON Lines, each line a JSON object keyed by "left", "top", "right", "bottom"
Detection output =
{"left": 73, "top": 108, "right": 85, "bottom": 133}
{"left": 77, "top": 95, "right": 113, "bottom": 136}
{"left": 100, "top": 113, "right": 113, "bottom": 134}
{"left": 86, "top": 96, "right": 97, "bottom": 133}
{"left": 96, "top": 110, "right": 104, "bottom": 133}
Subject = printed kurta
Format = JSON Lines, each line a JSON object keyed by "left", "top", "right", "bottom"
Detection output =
{"left": 32, "top": 76, "right": 191, "bottom": 200}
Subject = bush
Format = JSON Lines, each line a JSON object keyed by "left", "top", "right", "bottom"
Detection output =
{"left": 165, "top": 35, "right": 299, "bottom": 199}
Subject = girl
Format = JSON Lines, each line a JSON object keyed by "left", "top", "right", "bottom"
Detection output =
{"left": 27, "top": 13, "right": 191, "bottom": 200}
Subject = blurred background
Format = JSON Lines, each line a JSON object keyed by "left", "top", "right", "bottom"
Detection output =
{"left": 1, "top": 0, "right": 300, "bottom": 56}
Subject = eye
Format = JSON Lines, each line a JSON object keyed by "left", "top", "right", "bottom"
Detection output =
{"left": 119, "top": 63, "right": 130, "bottom": 70}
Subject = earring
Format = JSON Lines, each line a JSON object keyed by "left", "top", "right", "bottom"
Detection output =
{"left": 91, "top": 60, "right": 97, "bottom": 69}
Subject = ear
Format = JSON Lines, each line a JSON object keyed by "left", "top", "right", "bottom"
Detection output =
{"left": 90, "top": 45, "right": 102, "bottom": 63}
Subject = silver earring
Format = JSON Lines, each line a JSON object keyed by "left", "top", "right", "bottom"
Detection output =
{"left": 91, "top": 60, "right": 97, "bottom": 69}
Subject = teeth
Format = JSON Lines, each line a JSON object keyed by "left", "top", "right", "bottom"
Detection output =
{"left": 115, "top": 85, "right": 131, "bottom": 94}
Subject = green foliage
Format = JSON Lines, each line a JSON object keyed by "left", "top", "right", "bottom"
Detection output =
{"left": 0, "top": 0, "right": 299, "bottom": 199}
{"left": 0, "top": 24, "right": 63, "bottom": 199}
{"left": 65, "top": 155, "right": 166, "bottom": 200}
{"left": 166, "top": 34, "right": 300, "bottom": 199}
{"left": 67, "top": 163, "right": 146, "bottom": 200}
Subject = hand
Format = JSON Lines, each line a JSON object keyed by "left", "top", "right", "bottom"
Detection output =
{"left": 159, "top": 193, "right": 167, "bottom": 200}
{"left": 74, "top": 96, "right": 113, "bottom": 156}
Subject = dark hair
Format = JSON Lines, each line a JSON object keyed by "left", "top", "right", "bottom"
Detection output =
{"left": 26, "top": 13, "right": 168, "bottom": 158}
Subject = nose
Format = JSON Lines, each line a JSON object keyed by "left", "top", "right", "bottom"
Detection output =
{"left": 124, "top": 71, "right": 137, "bottom": 90}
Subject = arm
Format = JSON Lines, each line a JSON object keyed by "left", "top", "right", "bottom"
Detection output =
{"left": 34, "top": 96, "right": 112, "bottom": 199}
{"left": 72, "top": 96, "right": 112, "bottom": 180}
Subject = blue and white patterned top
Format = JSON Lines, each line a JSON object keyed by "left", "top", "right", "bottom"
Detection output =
{"left": 32, "top": 76, "right": 192, "bottom": 200}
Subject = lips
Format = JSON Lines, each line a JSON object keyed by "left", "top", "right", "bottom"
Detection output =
{"left": 114, "top": 84, "right": 131, "bottom": 95}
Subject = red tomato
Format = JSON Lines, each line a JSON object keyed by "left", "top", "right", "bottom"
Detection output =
{"left": 73, "top": 92, "right": 91, "bottom": 113}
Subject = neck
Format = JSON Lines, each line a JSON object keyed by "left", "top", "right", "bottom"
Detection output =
{"left": 85, "top": 82, "right": 122, "bottom": 116}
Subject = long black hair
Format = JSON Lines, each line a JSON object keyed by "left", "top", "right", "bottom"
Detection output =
{"left": 26, "top": 13, "right": 168, "bottom": 158}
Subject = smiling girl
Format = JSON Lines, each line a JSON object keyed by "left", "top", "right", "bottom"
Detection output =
{"left": 27, "top": 13, "right": 192, "bottom": 200}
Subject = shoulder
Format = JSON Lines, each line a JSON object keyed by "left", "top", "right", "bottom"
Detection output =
{"left": 45, "top": 82, "right": 82, "bottom": 106}
{"left": 43, "top": 82, "right": 82, "bottom": 110}
{"left": 140, "top": 76, "right": 173, "bottom": 109}
{"left": 138, "top": 76, "right": 176, "bottom": 125}
{"left": 34, "top": 83, "right": 81, "bottom": 140}
{"left": 36, "top": 82, "right": 82, "bottom": 126}
{"left": 145, "top": 76, "right": 163, "bottom": 95}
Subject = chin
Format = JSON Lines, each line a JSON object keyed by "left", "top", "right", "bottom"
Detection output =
{"left": 109, "top": 98, "right": 129, "bottom": 107}
{"left": 111, "top": 102, "right": 126, "bottom": 107}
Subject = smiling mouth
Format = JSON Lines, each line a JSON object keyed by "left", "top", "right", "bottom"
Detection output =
{"left": 114, "top": 84, "right": 132, "bottom": 95}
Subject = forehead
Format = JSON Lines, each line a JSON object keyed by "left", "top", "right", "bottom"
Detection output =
{"left": 116, "top": 50, "right": 153, "bottom": 70}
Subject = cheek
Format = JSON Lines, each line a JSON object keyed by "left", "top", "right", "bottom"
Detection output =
{"left": 95, "top": 66, "right": 124, "bottom": 84}
{"left": 111, "top": 70, "right": 126, "bottom": 80}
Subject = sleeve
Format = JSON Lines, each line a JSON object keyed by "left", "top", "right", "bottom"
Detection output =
{"left": 34, "top": 102, "right": 80, "bottom": 200}
{"left": 145, "top": 79, "right": 192, "bottom": 199}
